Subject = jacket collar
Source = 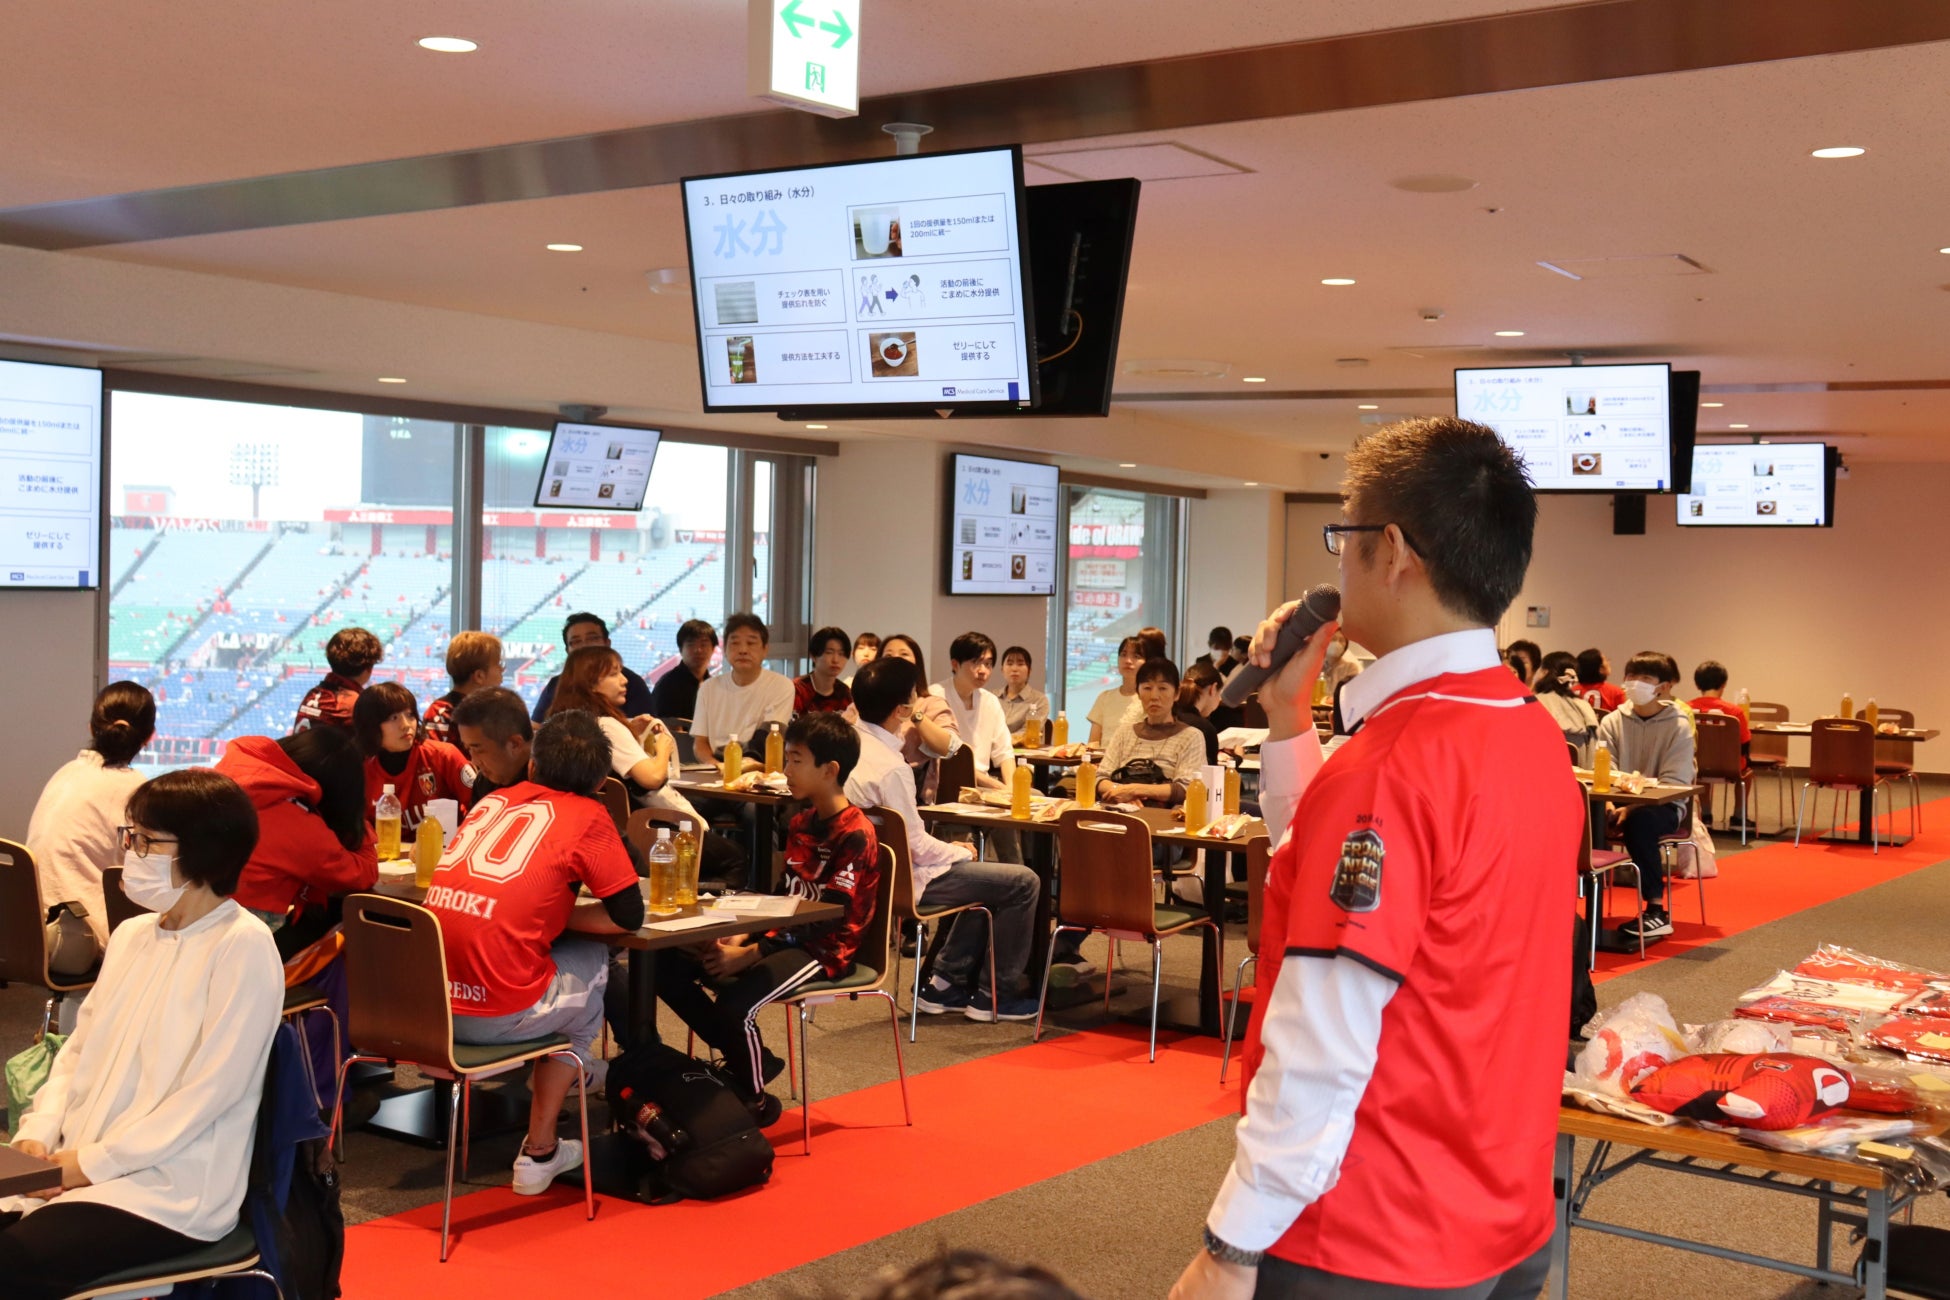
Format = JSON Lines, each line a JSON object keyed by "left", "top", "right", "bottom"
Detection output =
{"left": 1339, "top": 628, "right": 1502, "bottom": 731}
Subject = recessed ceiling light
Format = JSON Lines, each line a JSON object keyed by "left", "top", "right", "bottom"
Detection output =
{"left": 804, "top": 423, "right": 828, "bottom": 430}
{"left": 1758, "top": 439, "right": 1772, "bottom": 445}
{"left": 1118, "top": 463, "right": 1137, "bottom": 468}
{"left": 1357, "top": 404, "right": 1379, "bottom": 410}
{"left": 1810, "top": 146, "right": 1865, "bottom": 158}
{"left": 1939, "top": 247, "right": 1950, "bottom": 255}
{"left": 1701, "top": 401, "right": 1724, "bottom": 408}
{"left": 417, "top": 36, "right": 477, "bottom": 53}
{"left": 1493, "top": 330, "right": 1526, "bottom": 337}
{"left": 545, "top": 243, "right": 583, "bottom": 252}
{"left": 1729, "top": 423, "right": 1750, "bottom": 429}
{"left": 377, "top": 377, "right": 407, "bottom": 384}
{"left": 1243, "top": 481, "right": 1260, "bottom": 487}
{"left": 1242, "top": 376, "right": 1267, "bottom": 383}
{"left": 1321, "top": 278, "right": 1357, "bottom": 286}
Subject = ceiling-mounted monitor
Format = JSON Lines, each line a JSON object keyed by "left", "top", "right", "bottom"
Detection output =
{"left": 1454, "top": 362, "right": 1677, "bottom": 492}
{"left": 0, "top": 358, "right": 103, "bottom": 589}
{"left": 681, "top": 146, "right": 1037, "bottom": 418}
{"left": 1676, "top": 442, "right": 1835, "bottom": 527}
{"left": 530, "top": 422, "right": 661, "bottom": 511}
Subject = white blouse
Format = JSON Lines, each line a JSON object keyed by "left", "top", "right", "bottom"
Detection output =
{"left": 597, "top": 715, "right": 702, "bottom": 823}
{"left": 25, "top": 750, "right": 146, "bottom": 947}
{"left": 5, "top": 900, "right": 283, "bottom": 1240}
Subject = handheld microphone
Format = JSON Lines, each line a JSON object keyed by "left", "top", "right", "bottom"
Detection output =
{"left": 1219, "top": 585, "right": 1342, "bottom": 707}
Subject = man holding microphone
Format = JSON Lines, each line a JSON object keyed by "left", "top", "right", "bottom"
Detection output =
{"left": 1173, "top": 417, "right": 1584, "bottom": 1300}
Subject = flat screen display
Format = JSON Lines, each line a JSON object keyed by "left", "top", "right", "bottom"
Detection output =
{"left": 1676, "top": 442, "right": 1832, "bottom": 527}
{"left": 682, "top": 147, "right": 1036, "bottom": 415}
{"left": 531, "top": 422, "right": 661, "bottom": 511}
{"left": 1455, "top": 363, "right": 1674, "bottom": 491}
{"left": 0, "top": 359, "right": 102, "bottom": 588}
{"left": 946, "top": 453, "right": 1058, "bottom": 595}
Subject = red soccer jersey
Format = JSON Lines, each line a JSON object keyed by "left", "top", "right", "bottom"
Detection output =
{"left": 792, "top": 674, "right": 854, "bottom": 716}
{"left": 292, "top": 672, "right": 363, "bottom": 734}
{"left": 776, "top": 804, "right": 880, "bottom": 975}
{"left": 1576, "top": 681, "right": 1625, "bottom": 715}
{"left": 1690, "top": 695, "right": 1752, "bottom": 743}
{"left": 1243, "top": 666, "right": 1584, "bottom": 1288}
{"left": 364, "top": 739, "right": 477, "bottom": 836}
{"left": 427, "top": 783, "right": 639, "bottom": 1017}
{"left": 422, "top": 690, "right": 467, "bottom": 745}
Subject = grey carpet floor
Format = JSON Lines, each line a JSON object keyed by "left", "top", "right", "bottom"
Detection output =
{"left": 4, "top": 793, "right": 1945, "bottom": 1297}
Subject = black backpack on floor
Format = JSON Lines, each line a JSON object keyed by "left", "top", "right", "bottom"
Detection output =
{"left": 605, "top": 1043, "right": 774, "bottom": 1202}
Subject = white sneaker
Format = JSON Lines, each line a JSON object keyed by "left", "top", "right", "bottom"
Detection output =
{"left": 511, "top": 1138, "right": 582, "bottom": 1195}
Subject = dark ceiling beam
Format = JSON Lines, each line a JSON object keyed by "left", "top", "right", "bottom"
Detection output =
{"left": 4, "top": 0, "right": 1948, "bottom": 249}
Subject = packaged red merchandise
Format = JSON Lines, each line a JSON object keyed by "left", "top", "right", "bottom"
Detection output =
{"left": 1631, "top": 1053, "right": 1852, "bottom": 1131}
{"left": 1793, "top": 945, "right": 1945, "bottom": 993}
{"left": 1867, "top": 1018, "right": 1950, "bottom": 1065}
{"left": 1736, "top": 972, "right": 1910, "bottom": 1016}
{"left": 1899, "top": 986, "right": 1950, "bottom": 1019}
{"left": 1847, "top": 1074, "right": 1923, "bottom": 1115}
{"left": 1734, "top": 997, "right": 1868, "bottom": 1035}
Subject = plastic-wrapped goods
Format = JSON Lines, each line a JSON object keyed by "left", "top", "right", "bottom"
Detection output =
{"left": 1793, "top": 944, "right": 1947, "bottom": 993}
{"left": 1868, "top": 1017, "right": 1950, "bottom": 1066}
{"left": 1573, "top": 992, "right": 1688, "bottom": 1097}
{"left": 1632, "top": 1053, "right": 1853, "bottom": 1130}
{"left": 1737, "top": 970, "right": 1914, "bottom": 1015}
{"left": 1734, "top": 997, "right": 1878, "bottom": 1036}
{"left": 1723, "top": 1115, "right": 1922, "bottom": 1155}
{"left": 1688, "top": 1018, "right": 1793, "bottom": 1056}
{"left": 1899, "top": 985, "right": 1950, "bottom": 1019}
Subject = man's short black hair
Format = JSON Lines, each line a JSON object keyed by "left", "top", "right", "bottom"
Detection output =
{"left": 531, "top": 710, "right": 612, "bottom": 795}
{"left": 1001, "top": 644, "right": 1032, "bottom": 670}
{"left": 1623, "top": 651, "right": 1670, "bottom": 682}
{"left": 453, "top": 687, "right": 533, "bottom": 744}
{"left": 562, "top": 612, "right": 608, "bottom": 646}
{"left": 1342, "top": 416, "right": 1536, "bottom": 628}
{"left": 125, "top": 769, "right": 259, "bottom": 897}
{"left": 1693, "top": 660, "right": 1729, "bottom": 693}
{"left": 1207, "top": 626, "right": 1233, "bottom": 650}
{"left": 853, "top": 657, "right": 919, "bottom": 728}
{"left": 1135, "top": 657, "right": 1180, "bottom": 690}
{"left": 325, "top": 627, "right": 384, "bottom": 678}
{"left": 676, "top": 618, "right": 718, "bottom": 651}
{"left": 785, "top": 711, "right": 862, "bottom": 784}
{"left": 949, "top": 631, "right": 997, "bottom": 666}
{"left": 808, "top": 625, "right": 852, "bottom": 659}
{"left": 351, "top": 680, "right": 419, "bottom": 757}
{"left": 723, "top": 612, "right": 769, "bottom": 645}
{"left": 1654, "top": 652, "right": 1682, "bottom": 684}
{"left": 1576, "top": 648, "right": 1608, "bottom": 686}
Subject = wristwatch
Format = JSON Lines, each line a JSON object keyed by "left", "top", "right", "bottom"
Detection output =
{"left": 1202, "top": 1225, "right": 1263, "bottom": 1268}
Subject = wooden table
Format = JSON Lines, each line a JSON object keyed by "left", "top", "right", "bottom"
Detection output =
{"left": 917, "top": 801, "right": 1265, "bottom": 1034}
{"left": 670, "top": 777, "right": 799, "bottom": 891}
{"left": 1578, "top": 778, "right": 1700, "bottom": 954}
{"left": 1750, "top": 722, "right": 1938, "bottom": 848}
{"left": 1011, "top": 748, "right": 1099, "bottom": 796}
{"left": 1552, "top": 1107, "right": 1936, "bottom": 1299}
{"left": 0, "top": 1145, "right": 60, "bottom": 1196}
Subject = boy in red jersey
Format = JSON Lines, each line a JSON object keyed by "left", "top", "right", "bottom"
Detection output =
{"left": 292, "top": 627, "right": 382, "bottom": 733}
{"left": 427, "top": 710, "right": 644, "bottom": 1194}
{"left": 654, "top": 710, "right": 880, "bottom": 1124}
{"left": 1173, "top": 417, "right": 1583, "bottom": 1300}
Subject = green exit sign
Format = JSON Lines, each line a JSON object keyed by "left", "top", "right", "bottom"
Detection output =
{"left": 749, "top": 0, "right": 860, "bottom": 118}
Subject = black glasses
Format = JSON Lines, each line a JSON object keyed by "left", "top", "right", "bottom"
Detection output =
{"left": 1322, "top": 523, "right": 1419, "bottom": 556}
{"left": 117, "top": 826, "right": 179, "bottom": 856}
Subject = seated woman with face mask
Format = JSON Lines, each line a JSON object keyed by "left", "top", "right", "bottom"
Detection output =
{"left": 0, "top": 770, "right": 283, "bottom": 1300}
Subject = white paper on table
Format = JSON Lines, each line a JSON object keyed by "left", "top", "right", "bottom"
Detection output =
{"left": 704, "top": 894, "right": 799, "bottom": 918}
{"left": 646, "top": 914, "right": 726, "bottom": 933}
{"left": 1217, "top": 727, "right": 1269, "bottom": 750}
{"left": 424, "top": 799, "right": 462, "bottom": 847}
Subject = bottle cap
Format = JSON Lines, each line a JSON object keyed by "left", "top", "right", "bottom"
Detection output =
{"left": 656, "top": 827, "right": 671, "bottom": 840}
{"left": 382, "top": 784, "right": 396, "bottom": 794}
{"left": 681, "top": 820, "right": 693, "bottom": 831}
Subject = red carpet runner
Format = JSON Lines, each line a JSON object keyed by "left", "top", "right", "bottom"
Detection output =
{"left": 1592, "top": 795, "right": 1950, "bottom": 982}
{"left": 342, "top": 1027, "right": 1237, "bottom": 1297}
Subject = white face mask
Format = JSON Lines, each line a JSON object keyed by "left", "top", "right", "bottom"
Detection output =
{"left": 122, "top": 848, "right": 185, "bottom": 913}
{"left": 1622, "top": 679, "right": 1660, "bottom": 708}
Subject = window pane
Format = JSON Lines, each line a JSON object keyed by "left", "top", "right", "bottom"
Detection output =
{"left": 751, "top": 458, "right": 773, "bottom": 635}
{"left": 1061, "top": 486, "right": 1151, "bottom": 710}
{"left": 107, "top": 395, "right": 455, "bottom": 773}
{"left": 481, "top": 433, "right": 730, "bottom": 714}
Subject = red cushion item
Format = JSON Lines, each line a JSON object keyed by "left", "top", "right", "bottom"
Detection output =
{"left": 1631, "top": 1053, "right": 1853, "bottom": 1130}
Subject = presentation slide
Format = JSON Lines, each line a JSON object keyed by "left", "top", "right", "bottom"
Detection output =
{"left": 948, "top": 454, "right": 1058, "bottom": 596}
{"left": 1455, "top": 363, "right": 1673, "bottom": 491}
{"left": 531, "top": 422, "right": 661, "bottom": 511}
{"left": 684, "top": 148, "right": 1033, "bottom": 411}
{"left": 1676, "top": 443, "right": 1829, "bottom": 526}
{"left": 0, "top": 359, "right": 102, "bottom": 589}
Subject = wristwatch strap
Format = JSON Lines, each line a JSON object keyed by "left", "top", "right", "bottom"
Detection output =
{"left": 1202, "top": 1225, "right": 1264, "bottom": 1268}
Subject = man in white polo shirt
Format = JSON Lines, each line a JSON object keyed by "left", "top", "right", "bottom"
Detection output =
{"left": 846, "top": 656, "right": 1040, "bottom": 1023}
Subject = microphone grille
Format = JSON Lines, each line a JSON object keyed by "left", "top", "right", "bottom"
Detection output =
{"left": 1303, "top": 584, "right": 1342, "bottom": 620}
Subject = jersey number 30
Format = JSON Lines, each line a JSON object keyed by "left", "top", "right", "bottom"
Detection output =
{"left": 441, "top": 796, "right": 556, "bottom": 883}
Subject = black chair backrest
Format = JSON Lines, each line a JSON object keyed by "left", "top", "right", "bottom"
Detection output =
{"left": 0, "top": 839, "right": 52, "bottom": 989}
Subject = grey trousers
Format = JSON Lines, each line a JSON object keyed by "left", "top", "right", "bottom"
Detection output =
{"left": 1255, "top": 1240, "right": 1551, "bottom": 1300}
